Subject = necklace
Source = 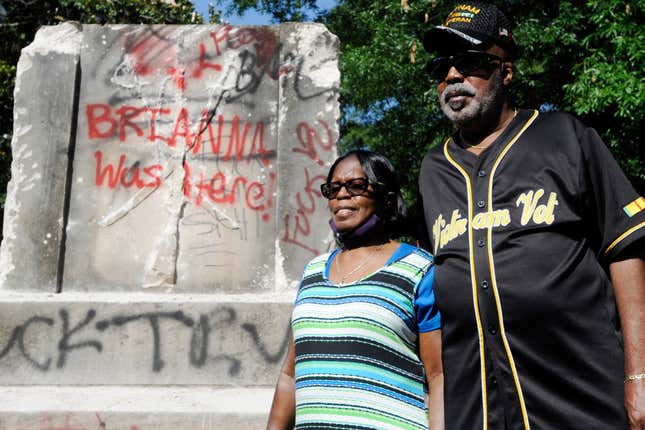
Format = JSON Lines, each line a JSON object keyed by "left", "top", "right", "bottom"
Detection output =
{"left": 334, "top": 246, "right": 382, "bottom": 284}
{"left": 462, "top": 109, "right": 518, "bottom": 150}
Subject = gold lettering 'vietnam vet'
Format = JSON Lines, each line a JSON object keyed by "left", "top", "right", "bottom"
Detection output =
{"left": 432, "top": 189, "right": 559, "bottom": 253}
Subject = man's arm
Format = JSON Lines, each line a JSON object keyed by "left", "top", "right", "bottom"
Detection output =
{"left": 266, "top": 333, "right": 296, "bottom": 430}
{"left": 610, "top": 244, "right": 645, "bottom": 430}
{"left": 419, "top": 329, "right": 444, "bottom": 430}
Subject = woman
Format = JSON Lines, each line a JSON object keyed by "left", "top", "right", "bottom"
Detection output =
{"left": 267, "top": 149, "right": 444, "bottom": 430}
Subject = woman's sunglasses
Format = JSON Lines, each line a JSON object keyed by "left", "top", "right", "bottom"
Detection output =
{"left": 426, "top": 51, "right": 504, "bottom": 81}
{"left": 320, "top": 177, "right": 383, "bottom": 200}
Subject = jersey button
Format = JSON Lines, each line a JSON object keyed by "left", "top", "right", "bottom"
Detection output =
{"left": 478, "top": 170, "right": 487, "bottom": 177}
{"left": 477, "top": 238, "right": 486, "bottom": 247}
{"left": 481, "top": 280, "right": 489, "bottom": 289}
{"left": 488, "top": 324, "right": 497, "bottom": 335}
{"left": 477, "top": 200, "right": 485, "bottom": 208}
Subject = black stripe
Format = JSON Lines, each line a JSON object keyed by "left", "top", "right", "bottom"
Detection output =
{"left": 294, "top": 338, "right": 423, "bottom": 376}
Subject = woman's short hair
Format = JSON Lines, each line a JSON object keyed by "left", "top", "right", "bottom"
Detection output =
{"left": 326, "top": 149, "right": 408, "bottom": 236}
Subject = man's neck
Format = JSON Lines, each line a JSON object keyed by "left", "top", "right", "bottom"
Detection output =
{"left": 459, "top": 105, "right": 516, "bottom": 154}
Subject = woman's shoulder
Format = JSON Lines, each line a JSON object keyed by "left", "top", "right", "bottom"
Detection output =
{"left": 303, "top": 250, "right": 336, "bottom": 271}
{"left": 392, "top": 243, "right": 434, "bottom": 267}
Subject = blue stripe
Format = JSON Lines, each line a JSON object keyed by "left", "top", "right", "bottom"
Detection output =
{"left": 295, "top": 296, "right": 412, "bottom": 321}
{"left": 295, "top": 379, "right": 426, "bottom": 408}
{"left": 296, "top": 363, "right": 422, "bottom": 393}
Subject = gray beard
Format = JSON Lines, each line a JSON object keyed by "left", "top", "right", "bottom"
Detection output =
{"left": 438, "top": 71, "right": 504, "bottom": 128}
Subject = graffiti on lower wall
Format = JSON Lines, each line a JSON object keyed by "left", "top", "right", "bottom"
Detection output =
{"left": 0, "top": 306, "right": 289, "bottom": 381}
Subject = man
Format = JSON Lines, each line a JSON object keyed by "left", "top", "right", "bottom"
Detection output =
{"left": 418, "top": 2, "right": 644, "bottom": 429}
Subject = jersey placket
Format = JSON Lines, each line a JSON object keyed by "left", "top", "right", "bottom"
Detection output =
{"left": 445, "top": 110, "right": 539, "bottom": 430}
{"left": 471, "top": 157, "right": 511, "bottom": 429}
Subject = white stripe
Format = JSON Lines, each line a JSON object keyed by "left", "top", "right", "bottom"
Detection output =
{"left": 297, "top": 386, "right": 426, "bottom": 420}
{"left": 293, "top": 302, "right": 416, "bottom": 344}
{"left": 297, "top": 411, "right": 424, "bottom": 430}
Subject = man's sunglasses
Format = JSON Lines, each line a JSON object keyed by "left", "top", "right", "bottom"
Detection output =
{"left": 320, "top": 177, "right": 383, "bottom": 200}
{"left": 426, "top": 51, "right": 504, "bottom": 81}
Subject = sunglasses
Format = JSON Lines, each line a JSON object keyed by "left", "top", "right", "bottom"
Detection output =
{"left": 320, "top": 177, "right": 383, "bottom": 200}
{"left": 426, "top": 51, "right": 504, "bottom": 81}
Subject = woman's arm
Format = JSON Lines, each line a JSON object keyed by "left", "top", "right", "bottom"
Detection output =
{"left": 419, "top": 329, "right": 444, "bottom": 430}
{"left": 266, "top": 333, "right": 296, "bottom": 430}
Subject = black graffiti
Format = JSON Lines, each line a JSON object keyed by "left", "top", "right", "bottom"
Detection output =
{"left": 0, "top": 315, "right": 54, "bottom": 370}
{"left": 95, "top": 310, "right": 194, "bottom": 372}
{"left": 103, "top": 43, "right": 337, "bottom": 105}
{"left": 227, "top": 49, "right": 279, "bottom": 102}
{"left": 190, "top": 307, "right": 241, "bottom": 376}
{"left": 0, "top": 307, "right": 288, "bottom": 375}
{"left": 242, "top": 320, "right": 290, "bottom": 364}
{"left": 58, "top": 309, "right": 102, "bottom": 368}
{"left": 292, "top": 55, "right": 338, "bottom": 100}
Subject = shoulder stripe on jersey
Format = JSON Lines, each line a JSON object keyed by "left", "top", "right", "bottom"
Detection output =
{"left": 604, "top": 221, "right": 645, "bottom": 256}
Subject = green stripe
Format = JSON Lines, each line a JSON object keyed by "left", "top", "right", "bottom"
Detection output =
{"left": 387, "top": 261, "right": 423, "bottom": 277}
{"left": 293, "top": 320, "right": 402, "bottom": 343}
{"left": 297, "top": 406, "right": 424, "bottom": 430}
{"left": 298, "top": 284, "right": 410, "bottom": 302}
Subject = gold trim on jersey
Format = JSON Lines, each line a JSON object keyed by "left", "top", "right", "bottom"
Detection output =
{"left": 604, "top": 221, "right": 645, "bottom": 256}
{"left": 443, "top": 137, "right": 488, "bottom": 430}
{"left": 443, "top": 109, "right": 539, "bottom": 430}
{"left": 485, "top": 109, "right": 539, "bottom": 430}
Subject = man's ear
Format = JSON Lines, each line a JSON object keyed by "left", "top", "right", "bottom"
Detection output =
{"left": 502, "top": 62, "right": 514, "bottom": 86}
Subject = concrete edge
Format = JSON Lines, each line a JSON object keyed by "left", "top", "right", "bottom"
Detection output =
{"left": 0, "top": 386, "right": 274, "bottom": 413}
{"left": 0, "top": 291, "right": 296, "bottom": 303}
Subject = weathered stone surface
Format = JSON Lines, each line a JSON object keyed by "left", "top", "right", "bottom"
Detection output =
{"left": 43, "top": 23, "right": 339, "bottom": 293}
{"left": 276, "top": 23, "right": 339, "bottom": 286}
{"left": 0, "top": 293, "right": 292, "bottom": 386}
{"left": 1, "top": 23, "right": 338, "bottom": 293}
{"left": 0, "top": 23, "right": 82, "bottom": 292}
{"left": 0, "top": 386, "right": 273, "bottom": 429}
{"left": 0, "top": 22, "right": 338, "bottom": 428}
{"left": 0, "top": 412, "right": 267, "bottom": 430}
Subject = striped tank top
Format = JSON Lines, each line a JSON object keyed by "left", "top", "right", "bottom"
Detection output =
{"left": 292, "top": 246, "right": 435, "bottom": 430}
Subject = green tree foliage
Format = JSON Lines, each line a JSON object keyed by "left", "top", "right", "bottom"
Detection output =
{"left": 0, "top": 0, "right": 201, "bottom": 211}
{"left": 326, "top": 1, "right": 456, "bottom": 204}
{"left": 1, "top": 0, "right": 643, "bottom": 216}
{"left": 322, "top": 0, "right": 645, "bottom": 201}
{"left": 219, "top": 0, "right": 320, "bottom": 22}
{"left": 512, "top": 0, "right": 644, "bottom": 192}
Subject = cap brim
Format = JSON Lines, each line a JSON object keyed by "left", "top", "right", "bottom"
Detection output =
{"left": 423, "top": 26, "right": 485, "bottom": 53}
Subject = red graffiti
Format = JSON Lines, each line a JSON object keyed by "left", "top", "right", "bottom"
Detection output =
{"left": 282, "top": 167, "right": 327, "bottom": 255}
{"left": 124, "top": 26, "right": 280, "bottom": 91}
{"left": 210, "top": 25, "right": 278, "bottom": 69}
{"left": 92, "top": 152, "right": 275, "bottom": 221}
{"left": 17, "top": 412, "right": 141, "bottom": 430}
{"left": 293, "top": 120, "right": 334, "bottom": 166}
{"left": 128, "top": 34, "right": 176, "bottom": 77}
{"left": 94, "top": 150, "right": 163, "bottom": 190}
{"left": 86, "top": 104, "right": 273, "bottom": 165}
{"left": 192, "top": 42, "right": 223, "bottom": 78}
{"left": 183, "top": 163, "right": 275, "bottom": 222}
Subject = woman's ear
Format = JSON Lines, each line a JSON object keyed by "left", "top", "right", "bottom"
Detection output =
{"left": 385, "top": 192, "right": 397, "bottom": 211}
{"left": 502, "top": 62, "right": 514, "bottom": 86}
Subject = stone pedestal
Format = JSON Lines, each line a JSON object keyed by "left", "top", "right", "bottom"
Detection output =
{"left": 0, "top": 22, "right": 339, "bottom": 429}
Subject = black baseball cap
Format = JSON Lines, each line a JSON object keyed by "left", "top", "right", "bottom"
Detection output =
{"left": 423, "top": 2, "right": 519, "bottom": 59}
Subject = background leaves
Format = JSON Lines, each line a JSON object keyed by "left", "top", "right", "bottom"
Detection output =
{"left": 0, "top": 0, "right": 643, "bottom": 229}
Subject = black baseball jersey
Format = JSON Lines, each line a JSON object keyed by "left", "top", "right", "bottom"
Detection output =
{"left": 418, "top": 109, "right": 645, "bottom": 430}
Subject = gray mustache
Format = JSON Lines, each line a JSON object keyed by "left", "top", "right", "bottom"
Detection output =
{"left": 441, "top": 83, "right": 476, "bottom": 102}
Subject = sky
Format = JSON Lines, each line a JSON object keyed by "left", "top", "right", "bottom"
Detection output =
{"left": 192, "top": 0, "right": 338, "bottom": 25}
